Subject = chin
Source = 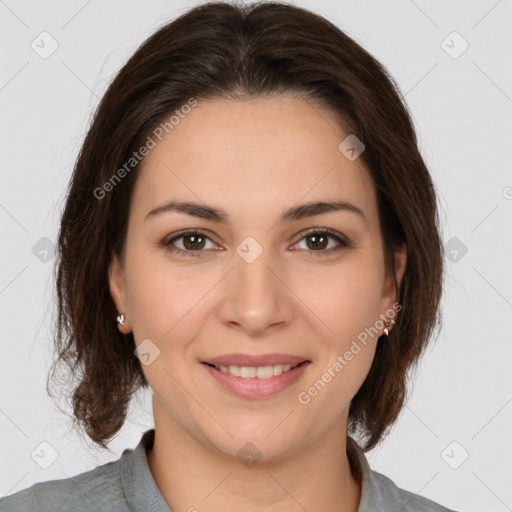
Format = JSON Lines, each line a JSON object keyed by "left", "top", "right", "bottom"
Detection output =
{"left": 212, "top": 435, "right": 299, "bottom": 465}
{"left": 198, "top": 416, "right": 306, "bottom": 463}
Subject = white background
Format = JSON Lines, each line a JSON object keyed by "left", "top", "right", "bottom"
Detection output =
{"left": 1, "top": 1, "right": 511, "bottom": 511}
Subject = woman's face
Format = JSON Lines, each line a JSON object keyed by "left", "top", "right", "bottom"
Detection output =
{"left": 109, "top": 95, "right": 406, "bottom": 460}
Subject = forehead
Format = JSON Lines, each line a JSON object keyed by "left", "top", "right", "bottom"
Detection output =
{"left": 131, "top": 95, "right": 377, "bottom": 226}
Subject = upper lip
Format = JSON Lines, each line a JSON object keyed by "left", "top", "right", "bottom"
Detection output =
{"left": 202, "top": 353, "right": 310, "bottom": 367}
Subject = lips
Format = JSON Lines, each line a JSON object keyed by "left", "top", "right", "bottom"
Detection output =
{"left": 202, "top": 357, "right": 311, "bottom": 398}
{"left": 201, "top": 353, "right": 309, "bottom": 367}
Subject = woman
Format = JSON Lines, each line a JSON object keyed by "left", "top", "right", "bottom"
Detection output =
{"left": 0, "top": 1, "right": 458, "bottom": 511}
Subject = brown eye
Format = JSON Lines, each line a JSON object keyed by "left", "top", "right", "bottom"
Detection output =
{"left": 293, "top": 229, "right": 349, "bottom": 255}
{"left": 305, "top": 233, "right": 329, "bottom": 251}
{"left": 163, "top": 230, "right": 217, "bottom": 257}
{"left": 181, "top": 233, "right": 207, "bottom": 250}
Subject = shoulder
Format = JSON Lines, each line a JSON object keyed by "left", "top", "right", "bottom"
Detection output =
{"left": 0, "top": 453, "right": 128, "bottom": 512}
{"left": 347, "top": 436, "right": 460, "bottom": 512}
{"left": 369, "top": 469, "right": 460, "bottom": 512}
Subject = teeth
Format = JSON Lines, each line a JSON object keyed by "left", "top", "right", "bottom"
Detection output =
{"left": 256, "top": 366, "right": 273, "bottom": 379}
{"left": 241, "top": 366, "right": 256, "bottom": 378}
{"left": 228, "top": 365, "right": 240, "bottom": 377}
{"left": 214, "top": 363, "right": 300, "bottom": 379}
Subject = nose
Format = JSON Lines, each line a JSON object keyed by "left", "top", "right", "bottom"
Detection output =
{"left": 216, "top": 242, "right": 295, "bottom": 337}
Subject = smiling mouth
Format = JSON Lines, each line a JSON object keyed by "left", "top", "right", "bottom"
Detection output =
{"left": 203, "top": 361, "right": 308, "bottom": 379}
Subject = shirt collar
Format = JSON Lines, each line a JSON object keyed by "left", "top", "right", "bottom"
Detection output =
{"left": 120, "top": 429, "right": 171, "bottom": 511}
{"left": 348, "top": 435, "right": 403, "bottom": 510}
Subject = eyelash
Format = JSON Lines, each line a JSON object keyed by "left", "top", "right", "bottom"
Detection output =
{"left": 162, "top": 228, "right": 349, "bottom": 258}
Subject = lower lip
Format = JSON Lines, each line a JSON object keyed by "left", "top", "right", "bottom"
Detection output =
{"left": 201, "top": 362, "right": 310, "bottom": 399}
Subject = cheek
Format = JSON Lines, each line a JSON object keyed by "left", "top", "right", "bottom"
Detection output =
{"left": 293, "top": 253, "right": 384, "bottom": 342}
{"left": 295, "top": 264, "right": 381, "bottom": 423}
{"left": 294, "top": 255, "right": 383, "bottom": 397}
{"left": 124, "top": 247, "right": 209, "bottom": 341}
{"left": 123, "top": 257, "right": 208, "bottom": 405}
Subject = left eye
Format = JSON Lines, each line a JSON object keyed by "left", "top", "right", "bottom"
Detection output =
{"left": 293, "top": 230, "right": 348, "bottom": 253}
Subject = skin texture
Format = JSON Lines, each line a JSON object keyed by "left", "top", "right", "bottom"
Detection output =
{"left": 109, "top": 95, "right": 407, "bottom": 512}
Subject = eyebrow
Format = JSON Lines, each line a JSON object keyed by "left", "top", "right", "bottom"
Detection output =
{"left": 145, "top": 199, "right": 366, "bottom": 225}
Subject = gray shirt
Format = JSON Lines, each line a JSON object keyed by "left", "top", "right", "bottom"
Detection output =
{"left": 0, "top": 429, "right": 458, "bottom": 511}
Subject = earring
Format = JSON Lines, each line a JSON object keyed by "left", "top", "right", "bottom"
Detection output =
{"left": 383, "top": 317, "right": 395, "bottom": 336}
{"left": 116, "top": 314, "right": 125, "bottom": 326}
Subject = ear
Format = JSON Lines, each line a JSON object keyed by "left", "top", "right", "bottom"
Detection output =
{"left": 108, "top": 251, "right": 129, "bottom": 327}
{"left": 381, "top": 243, "right": 407, "bottom": 310}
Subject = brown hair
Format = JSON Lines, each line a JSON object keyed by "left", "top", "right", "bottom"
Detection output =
{"left": 48, "top": 0, "right": 443, "bottom": 452}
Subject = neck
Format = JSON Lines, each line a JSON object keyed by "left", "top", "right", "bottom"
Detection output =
{"left": 146, "top": 409, "right": 361, "bottom": 512}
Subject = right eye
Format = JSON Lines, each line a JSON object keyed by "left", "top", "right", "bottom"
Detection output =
{"left": 162, "top": 229, "right": 219, "bottom": 257}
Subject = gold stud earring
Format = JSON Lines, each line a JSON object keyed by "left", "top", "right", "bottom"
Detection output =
{"left": 383, "top": 317, "right": 395, "bottom": 336}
